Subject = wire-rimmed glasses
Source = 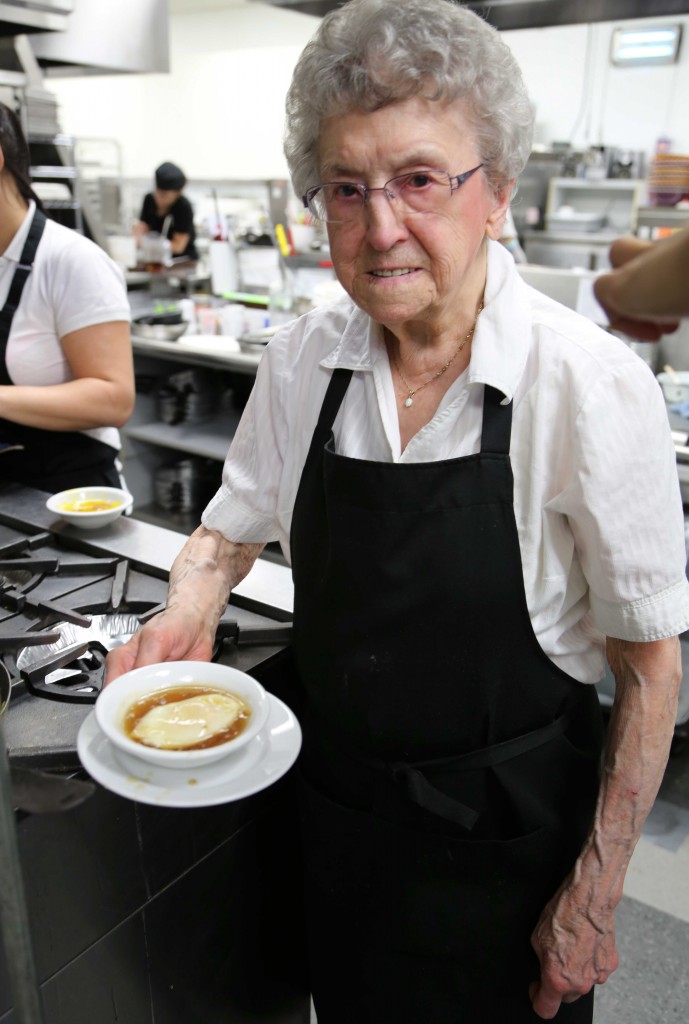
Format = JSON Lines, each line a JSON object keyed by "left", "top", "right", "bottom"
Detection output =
{"left": 302, "top": 164, "right": 484, "bottom": 224}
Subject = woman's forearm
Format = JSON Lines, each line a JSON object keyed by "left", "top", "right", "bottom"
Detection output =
{"left": 565, "top": 636, "right": 679, "bottom": 908}
{"left": 166, "top": 525, "right": 266, "bottom": 627}
{"left": 530, "top": 636, "right": 681, "bottom": 1017}
{"left": 0, "top": 377, "right": 134, "bottom": 431}
{"left": 170, "top": 232, "right": 191, "bottom": 256}
{"left": 105, "top": 526, "right": 266, "bottom": 682}
{"left": 0, "top": 320, "right": 134, "bottom": 431}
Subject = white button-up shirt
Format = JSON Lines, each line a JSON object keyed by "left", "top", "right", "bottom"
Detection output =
{"left": 204, "top": 241, "right": 689, "bottom": 683}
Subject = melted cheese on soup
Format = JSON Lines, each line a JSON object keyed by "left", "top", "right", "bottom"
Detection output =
{"left": 130, "top": 691, "right": 246, "bottom": 749}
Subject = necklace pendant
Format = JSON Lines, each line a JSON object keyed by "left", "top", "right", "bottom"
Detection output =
{"left": 404, "top": 395, "right": 413, "bottom": 408}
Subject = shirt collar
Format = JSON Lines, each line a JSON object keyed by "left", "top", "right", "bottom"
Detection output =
{"left": 3, "top": 201, "right": 37, "bottom": 264}
{"left": 467, "top": 240, "right": 531, "bottom": 404}
{"left": 319, "top": 239, "right": 531, "bottom": 405}
{"left": 320, "top": 298, "right": 382, "bottom": 371}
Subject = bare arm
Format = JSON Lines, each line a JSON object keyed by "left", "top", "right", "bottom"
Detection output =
{"left": 132, "top": 220, "right": 149, "bottom": 243}
{"left": 0, "top": 321, "right": 134, "bottom": 430}
{"left": 530, "top": 635, "right": 681, "bottom": 1019}
{"left": 594, "top": 228, "right": 689, "bottom": 341}
{"left": 105, "top": 525, "right": 265, "bottom": 682}
{"left": 169, "top": 231, "right": 191, "bottom": 256}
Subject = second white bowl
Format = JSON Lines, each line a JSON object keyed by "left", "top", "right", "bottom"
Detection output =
{"left": 46, "top": 486, "right": 133, "bottom": 530}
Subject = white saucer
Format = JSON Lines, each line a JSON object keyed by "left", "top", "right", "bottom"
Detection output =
{"left": 77, "top": 693, "right": 301, "bottom": 808}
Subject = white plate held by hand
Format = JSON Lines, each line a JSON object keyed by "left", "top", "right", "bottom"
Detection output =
{"left": 77, "top": 693, "right": 301, "bottom": 808}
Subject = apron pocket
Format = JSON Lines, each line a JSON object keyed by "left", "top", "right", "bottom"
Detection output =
{"left": 374, "top": 815, "right": 565, "bottom": 966}
{"left": 297, "top": 770, "right": 581, "bottom": 1018}
{"left": 492, "top": 727, "right": 601, "bottom": 840}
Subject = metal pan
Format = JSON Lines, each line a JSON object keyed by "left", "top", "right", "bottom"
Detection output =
{"left": 238, "top": 325, "right": 279, "bottom": 354}
{"left": 132, "top": 321, "right": 188, "bottom": 342}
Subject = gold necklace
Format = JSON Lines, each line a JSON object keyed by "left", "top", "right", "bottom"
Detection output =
{"left": 393, "top": 303, "right": 483, "bottom": 409}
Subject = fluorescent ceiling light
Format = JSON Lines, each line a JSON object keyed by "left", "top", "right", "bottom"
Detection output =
{"left": 611, "top": 24, "right": 682, "bottom": 66}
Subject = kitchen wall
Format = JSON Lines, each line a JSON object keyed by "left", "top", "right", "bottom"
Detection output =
{"left": 509, "top": 19, "right": 689, "bottom": 155}
{"left": 47, "top": 2, "right": 689, "bottom": 188}
{"left": 47, "top": 2, "right": 319, "bottom": 185}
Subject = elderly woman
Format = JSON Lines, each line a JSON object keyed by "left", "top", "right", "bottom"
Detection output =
{"left": 106, "top": 1, "right": 689, "bottom": 1021}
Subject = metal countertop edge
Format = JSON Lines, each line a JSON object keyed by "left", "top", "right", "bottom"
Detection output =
{"left": 0, "top": 484, "right": 295, "bottom": 620}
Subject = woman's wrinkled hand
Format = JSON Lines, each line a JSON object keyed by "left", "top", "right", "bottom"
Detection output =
{"left": 104, "top": 606, "right": 215, "bottom": 684}
{"left": 528, "top": 882, "right": 619, "bottom": 1019}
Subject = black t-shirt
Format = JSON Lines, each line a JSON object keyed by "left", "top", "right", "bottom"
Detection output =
{"left": 139, "top": 193, "right": 198, "bottom": 260}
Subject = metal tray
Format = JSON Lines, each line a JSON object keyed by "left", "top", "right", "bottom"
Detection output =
{"left": 238, "top": 326, "right": 279, "bottom": 354}
{"left": 132, "top": 322, "right": 188, "bottom": 342}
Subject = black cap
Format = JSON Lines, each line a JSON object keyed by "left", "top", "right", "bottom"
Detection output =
{"left": 155, "top": 162, "right": 186, "bottom": 190}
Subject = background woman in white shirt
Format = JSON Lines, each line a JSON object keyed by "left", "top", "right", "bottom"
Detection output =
{"left": 0, "top": 102, "right": 134, "bottom": 492}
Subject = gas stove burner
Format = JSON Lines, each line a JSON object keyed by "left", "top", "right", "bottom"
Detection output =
{"left": 16, "top": 614, "right": 141, "bottom": 703}
{"left": 0, "top": 569, "right": 33, "bottom": 589}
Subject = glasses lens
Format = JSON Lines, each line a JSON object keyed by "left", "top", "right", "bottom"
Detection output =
{"left": 388, "top": 170, "right": 452, "bottom": 213}
{"left": 306, "top": 171, "right": 454, "bottom": 222}
{"left": 306, "top": 189, "right": 329, "bottom": 222}
{"left": 308, "top": 183, "right": 364, "bottom": 223}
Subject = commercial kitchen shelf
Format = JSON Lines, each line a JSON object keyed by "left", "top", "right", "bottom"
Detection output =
{"left": 28, "top": 135, "right": 85, "bottom": 234}
{"left": 30, "top": 164, "right": 78, "bottom": 178}
{"left": 546, "top": 176, "right": 645, "bottom": 234}
{"left": 283, "top": 252, "right": 333, "bottom": 269}
{"left": 131, "top": 333, "right": 262, "bottom": 375}
{"left": 124, "top": 411, "right": 240, "bottom": 462}
{"left": 42, "top": 200, "right": 80, "bottom": 210}
{"left": 636, "top": 205, "right": 689, "bottom": 238}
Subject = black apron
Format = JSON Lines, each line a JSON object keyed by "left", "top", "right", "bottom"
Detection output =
{"left": 0, "top": 207, "right": 121, "bottom": 493}
{"left": 290, "top": 369, "right": 604, "bottom": 1024}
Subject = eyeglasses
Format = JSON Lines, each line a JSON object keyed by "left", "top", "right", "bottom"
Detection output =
{"left": 302, "top": 165, "right": 483, "bottom": 224}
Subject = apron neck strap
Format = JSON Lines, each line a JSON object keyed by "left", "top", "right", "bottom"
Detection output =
{"left": 0, "top": 207, "right": 48, "bottom": 383}
{"left": 480, "top": 384, "right": 512, "bottom": 455}
{"left": 316, "top": 367, "right": 353, "bottom": 438}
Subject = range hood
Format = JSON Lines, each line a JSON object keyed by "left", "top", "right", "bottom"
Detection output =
{"left": 250, "top": 0, "right": 689, "bottom": 30}
{"left": 0, "top": 0, "right": 71, "bottom": 38}
{"left": 29, "top": 0, "right": 169, "bottom": 75}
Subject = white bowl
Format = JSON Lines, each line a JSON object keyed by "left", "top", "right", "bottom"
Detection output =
{"left": 657, "top": 371, "right": 689, "bottom": 405}
{"left": 95, "top": 661, "right": 269, "bottom": 769}
{"left": 46, "top": 486, "right": 133, "bottom": 530}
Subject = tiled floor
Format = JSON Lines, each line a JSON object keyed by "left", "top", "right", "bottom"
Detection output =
{"left": 309, "top": 735, "right": 689, "bottom": 1024}
{"left": 594, "top": 734, "right": 689, "bottom": 1023}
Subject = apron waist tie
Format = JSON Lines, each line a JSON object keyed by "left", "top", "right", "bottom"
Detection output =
{"left": 387, "top": 705, "right": 576, "bottom": 830}
{"left": 391, "top": 765, "right": 480, "bottom": 829}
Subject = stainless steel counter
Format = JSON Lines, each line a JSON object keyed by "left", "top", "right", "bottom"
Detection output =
{"left": 131, "top": 331, "right": 263, "bottom": 376}
{"left": 0, "top": 483, "right": 294, "bottom": 619}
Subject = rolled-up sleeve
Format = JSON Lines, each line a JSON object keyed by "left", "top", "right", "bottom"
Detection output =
{"left": 562, "top": 358, "right": 689, "bottom": 641}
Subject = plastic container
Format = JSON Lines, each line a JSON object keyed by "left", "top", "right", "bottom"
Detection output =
{"left": 657, "top": 370, "right": 689, "bottom": 404}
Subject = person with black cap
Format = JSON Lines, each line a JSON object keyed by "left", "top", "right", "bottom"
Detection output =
{"left": 134, "top": 161, "right": 198, "bottom": 261}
